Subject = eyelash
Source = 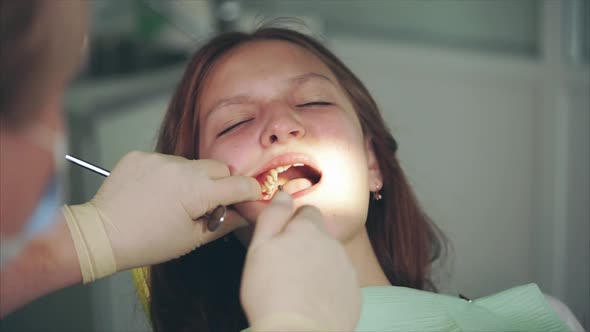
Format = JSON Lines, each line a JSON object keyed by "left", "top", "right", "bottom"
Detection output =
{"left": 296, "top": 101, "right": 333, "bottom": 107}
{"left": 217, "top": 118, "right": 254, "bottom": 137}
{"left": 216, "top": 102, "right": 332, "bottom": 137}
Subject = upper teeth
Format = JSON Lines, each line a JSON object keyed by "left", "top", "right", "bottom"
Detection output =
{"left": 261, "top": 164, "right": 303, "bottom": 194}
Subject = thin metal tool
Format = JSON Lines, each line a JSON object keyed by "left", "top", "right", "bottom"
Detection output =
{"left": 66, "top": 154, "right": 110, "bottom": 177}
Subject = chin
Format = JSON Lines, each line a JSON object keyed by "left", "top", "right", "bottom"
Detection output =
{"left": 234, "top": 193, "right": 368, "bottom": 244}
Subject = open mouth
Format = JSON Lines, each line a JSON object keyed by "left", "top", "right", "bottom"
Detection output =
{"left": 256, "top": 163, "right": 322, "bottom": 200}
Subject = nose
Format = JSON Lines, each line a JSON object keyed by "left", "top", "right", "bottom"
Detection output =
{"left": 260, "top": 103, "right": 306, "bottom": 147}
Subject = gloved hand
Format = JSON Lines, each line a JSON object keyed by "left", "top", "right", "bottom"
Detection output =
{"left": 63, "top": 151, "right": 260, "bottom": 283}
{"left": 240, "top": 191, "right": 361, "bottom": 331}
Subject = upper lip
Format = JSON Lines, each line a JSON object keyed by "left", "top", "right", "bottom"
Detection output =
{"left": 249, "top": 152, "right": 322, "bottom": 178}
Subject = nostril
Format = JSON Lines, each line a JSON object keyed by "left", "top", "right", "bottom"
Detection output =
{"left": 267, "top": 127, "right": 303, "bottom": 144}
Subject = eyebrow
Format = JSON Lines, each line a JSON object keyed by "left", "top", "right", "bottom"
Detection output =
{"left": 288, "top": 72, "right": 334, "bottom": 85}
{"left": 205, "top": 72, "right": 335, "bottom": 120}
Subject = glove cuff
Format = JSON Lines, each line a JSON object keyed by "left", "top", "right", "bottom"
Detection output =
{"left": 63, "top": 203, "right": 117, "bottom": 283}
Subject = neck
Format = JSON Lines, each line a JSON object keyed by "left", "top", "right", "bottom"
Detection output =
{"left": 343, "top": 227, "right": 391, "bottom": 287}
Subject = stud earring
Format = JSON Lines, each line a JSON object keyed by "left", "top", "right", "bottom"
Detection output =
{"left": 372, "top": 185, "right": 382, "bottom": 201}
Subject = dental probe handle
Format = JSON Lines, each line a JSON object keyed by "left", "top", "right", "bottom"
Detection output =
{"left": 65, "top": 154, "right": 110, "bottom": 177}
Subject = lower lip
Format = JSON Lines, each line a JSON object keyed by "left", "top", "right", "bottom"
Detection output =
{"left": 258, "top": 176, "right": 322, "bottom": 203}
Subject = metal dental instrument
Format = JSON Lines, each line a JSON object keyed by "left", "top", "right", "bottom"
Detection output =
{"left": 65, "top": 154, "right": 226, "bottom": 231}
{"left": 66, "top": 154, "right": 110, "bottom": 177}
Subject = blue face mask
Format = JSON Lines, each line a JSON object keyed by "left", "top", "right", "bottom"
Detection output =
{"left": 0, "top": 126, "right": 66, "bottom": 267}
{"left": 0, "top": 177, "right": 64, "bottom": 266}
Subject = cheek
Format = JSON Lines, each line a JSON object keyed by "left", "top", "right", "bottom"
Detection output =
{"left": 199, "top": 135, "right": 257, "bottom": 173}
{"left": 310, "top": 109, "right": 362, "bottom": 139}
{"left": 311, "top": 116, "right": 365, "bottom": 158}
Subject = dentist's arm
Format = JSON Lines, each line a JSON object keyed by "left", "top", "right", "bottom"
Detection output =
{"left": 1, "top": 151, "right": 260, "bottom": 318}
{"left": 0, "top": 217, "right": 81, "bottom": 318}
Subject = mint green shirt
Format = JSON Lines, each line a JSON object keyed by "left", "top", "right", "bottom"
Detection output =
{"left": 244, "top": 283, "right": 570, "bottom": 331}
{"left": 356, "top": 283, "right": 570, "bottom": 331}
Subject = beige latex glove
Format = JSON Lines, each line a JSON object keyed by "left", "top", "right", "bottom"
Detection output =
{"left": 240, "top": 192, "right": 361, "bottom": 331}
{"left": 63, "top": 151, "right": 260, "bottom": 283}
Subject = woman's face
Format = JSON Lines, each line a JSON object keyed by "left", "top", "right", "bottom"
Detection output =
{"left": 198, "top": 40, "right": 382, "bottom": 242}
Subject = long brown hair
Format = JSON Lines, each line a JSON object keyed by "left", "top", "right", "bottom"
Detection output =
{"left": 149, "top": 26, "right": 447, "bottom": 332}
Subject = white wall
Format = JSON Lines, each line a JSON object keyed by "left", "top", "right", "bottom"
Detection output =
{"left": 564, "top": 78, "right": 590, "bottom": 329}
{"left": 329, "top": 9, "right": 588, "bottom": 323}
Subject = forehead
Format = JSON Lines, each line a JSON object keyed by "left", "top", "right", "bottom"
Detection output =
{"left": 199, "top": 40, "right": 337, "bottom": 105}
{"left": 214, "top": 39, "right": 331, "bottom": 79}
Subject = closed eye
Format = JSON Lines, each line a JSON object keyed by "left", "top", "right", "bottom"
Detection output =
{"left": 217, "top": 118, "right": 254, "bottom": 137}
{"left": 296, "top": 101, "right": 333, "bottom": 107}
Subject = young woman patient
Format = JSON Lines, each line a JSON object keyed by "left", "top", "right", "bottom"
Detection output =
{"left": 139, "top": 26, "right": 581, "bottom": 332}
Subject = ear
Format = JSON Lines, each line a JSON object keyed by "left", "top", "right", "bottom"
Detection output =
{"left": 365, "top": 137, "right": 383, "bottom": 192}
